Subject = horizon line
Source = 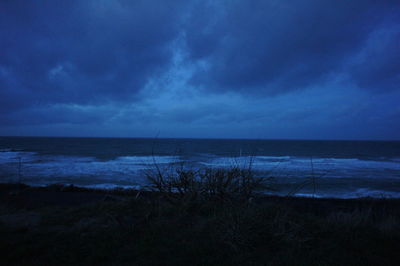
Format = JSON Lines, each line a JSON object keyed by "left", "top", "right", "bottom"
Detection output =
{"left": 0, "top": 135, "right": 399, "bottom": 142}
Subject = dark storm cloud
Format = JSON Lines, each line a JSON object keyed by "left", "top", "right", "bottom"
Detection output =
{"left": 184, "top": 0, "right": 400, "bottom": 94}
{"left": 1, "top": 0, "right": 399, "bottom": 139}
{"left": 0, "top": 104, "right": 109, "bottom": 126}
{"left": 1, "top": 0, "right": 399, "bottom": 108}
{"left": 0, "top": 0, "right": 188, "bottom": 114}
{"left": 350, "top": 26, "right": 400, "bottom": 92}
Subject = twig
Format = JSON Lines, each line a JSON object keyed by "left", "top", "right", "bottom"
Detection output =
{"left": 311, "top": 156, "right": 316, "bottom": 198}
{"left": 18, "top": 157, "right": 22, "bottom": 184}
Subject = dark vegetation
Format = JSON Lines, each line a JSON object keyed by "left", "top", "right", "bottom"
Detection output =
{"left": 1, "top": 165, "right": 400, "bottom": 265}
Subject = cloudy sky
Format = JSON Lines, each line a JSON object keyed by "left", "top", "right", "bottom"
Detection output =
{"left": 1, "top": 0, "right": 399, "bottom": 140}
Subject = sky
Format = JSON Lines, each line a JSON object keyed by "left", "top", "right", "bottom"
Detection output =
{"left": 1, "top": 0, "right": 399, "bottom": 140}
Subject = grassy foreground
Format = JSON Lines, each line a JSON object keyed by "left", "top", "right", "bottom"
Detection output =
{"left": 1, "top": 183, "right": 400, "bottom": 266}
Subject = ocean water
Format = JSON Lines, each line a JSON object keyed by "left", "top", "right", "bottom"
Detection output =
{"left": 0, "top": 137, "right": 399, "bottom": 198}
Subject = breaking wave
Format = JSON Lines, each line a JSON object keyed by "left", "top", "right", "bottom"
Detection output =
{"left": 1, "top": 150, "right": 400, "bottom": 198}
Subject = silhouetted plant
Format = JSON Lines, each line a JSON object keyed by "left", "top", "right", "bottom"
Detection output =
{"left": 145, "top": 158, "right": 274, "bottom": 204}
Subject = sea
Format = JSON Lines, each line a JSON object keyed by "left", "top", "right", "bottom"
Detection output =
{"left": 1, "top": 137, "right": 400, "bottom": 199}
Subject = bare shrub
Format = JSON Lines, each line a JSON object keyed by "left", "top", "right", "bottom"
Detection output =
{"left": 145, "top": 159, "right": 273, "bottom": 203}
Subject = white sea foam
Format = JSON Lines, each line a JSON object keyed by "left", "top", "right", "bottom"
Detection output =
{"left": 201, "top": 155, "right": 400, "bottom": 178}
{"left": 262, "top": 188, "right": 400, "bottom": 199}
{"left": 299, "top": 190, "right": 400, "bottom": 199}
{"left": 340, "top": 188, "right": 400, "bottom": 199}
{"left": 288, "top": 193, "right": 322, "bottom": 198}
{"left": 0, "top": 150, "right": 37, "bottom": 164}
{"left": 1, "top": 151, "right": 400, "bottom": 198}
{"left": 115, "top": 155, "right": 181, "bottom": 165}
{"left": 0, "top": 152, "right": 181, "bottom": 186}
{"left": 81, "top": 183, "right": 142, "bottom": 190}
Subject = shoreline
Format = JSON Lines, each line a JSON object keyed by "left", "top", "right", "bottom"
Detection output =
{"left": 2, "top": 181, "right": 400, "bottom": 200}
{"left": 2, "top": 182, "right": 400, "bottom": 211}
